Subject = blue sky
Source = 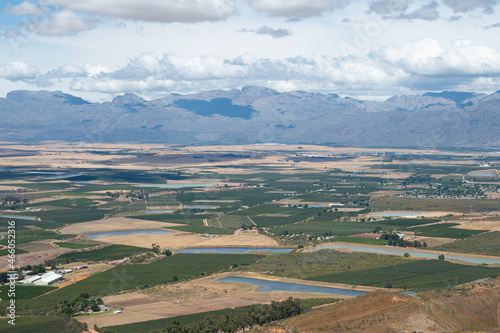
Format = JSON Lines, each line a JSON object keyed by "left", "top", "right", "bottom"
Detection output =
{"left": 1, "top": 0, "right": 500, "bottom": 101}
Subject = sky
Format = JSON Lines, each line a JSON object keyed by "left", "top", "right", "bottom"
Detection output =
{"left": 1, "top": 0, "right": 500, "bottom": 102}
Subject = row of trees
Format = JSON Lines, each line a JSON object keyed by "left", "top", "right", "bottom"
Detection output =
{"left": 158, "top": 297, "right": 302, "bottom": 333}
{"left": 53, "top": 293, "right": 104, "bottom": 316}
{"left": 379, "top": 232, "right": 427, "bottom": 248}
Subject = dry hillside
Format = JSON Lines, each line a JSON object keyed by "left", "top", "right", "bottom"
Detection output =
{"left": 255, "top": 277, "right": 500, "bottom": 333}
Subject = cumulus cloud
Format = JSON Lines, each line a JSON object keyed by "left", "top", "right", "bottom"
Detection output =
{"left": 375, "top": 38, "right": 500, "bottom": 75}
{"left": 0, "top": 61, "right": 39, "bottom": 81}
{"left": 249, "top": 0, "right": 350, "bottom": 17}
{"left": 4, "top": 38, "right": 500, "bottom": 98}
{"left": 443, "top": 0, "right": 498, "bottom": 13}
{"left": 40, "top": 0, "right": 236, "bottom": 23}
{"left": 369, "top": 0, "right": 410, "bottom": 14}
{"left": 4, "top": 1, "right": 45, "bottom": 15}
{"left": 255, "top": 25, "right": 292, "bottom": 38}
{"left": 23, "top": 10, "right": 95, "bottom": 36}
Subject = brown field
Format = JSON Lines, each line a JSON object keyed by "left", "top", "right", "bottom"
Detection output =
{"left": 78, "top": 272, "right": 379, "bottom": 328}
{"left": 95, "top": 229, "right": 279, "bottom": 250}
{"left": 58, "top": 217, "right": 185, "bottom": 234}
{"left": 453, "top": 218, "right": 500, "bottom": 231}
{"left": 0, "top": 142, "right": 452, "bottom": 172}
{"left": 0, "top": 242, "right": 74, "bottom": 271}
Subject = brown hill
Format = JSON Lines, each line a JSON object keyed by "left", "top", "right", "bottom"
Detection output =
{"left": 260, "top": 277, "right": 500, "bottom": 332}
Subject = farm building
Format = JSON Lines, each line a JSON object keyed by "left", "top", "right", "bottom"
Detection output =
{"left": 19, "top": 275, "right": 42, "bottom": 284}
{"left": 33, "top": 272, "right": 63, "bottom": 285}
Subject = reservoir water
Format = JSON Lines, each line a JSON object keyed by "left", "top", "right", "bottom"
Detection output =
{"left": 0, "top": 215, "right": 37, "bottom": 220}
{"left": 193, "top": 200, "right": 237, "bottom": 203}
{"left": 136, "top": 184, "right": 213, "bottom": 188}
{"left": 177, "top": 247, "right": 294, "bottom": 254}
{"left": 184, "top": 205, "right": 217, "bottom": 209}
{"left": 313, "top": 244, "right": 500, "bottom": 265}
{"left": 85, "top": 229, "right": 173, "bottom": 239}
{"left": 145, "top": 210, "right": 174, "bottom": 214}
{"left": 369, "top": 211, "right": 427, "bottom": 218}
{"left": 217, "top": 276, "right": 367, "bottom": 296}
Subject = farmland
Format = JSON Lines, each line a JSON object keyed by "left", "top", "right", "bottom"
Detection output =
{"left": 51, "top": 244, "right": 152, "bottom": 263}
{"left": 0, "top": 143, "right": 499, "bottom": 331}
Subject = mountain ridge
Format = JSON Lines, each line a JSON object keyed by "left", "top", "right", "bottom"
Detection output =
{"left": 1, "top": 87, "right": 499, "bottom": 147}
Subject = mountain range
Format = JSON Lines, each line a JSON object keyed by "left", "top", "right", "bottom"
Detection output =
{"left": 1, "top": 87, "right": 499, "bottom": 147}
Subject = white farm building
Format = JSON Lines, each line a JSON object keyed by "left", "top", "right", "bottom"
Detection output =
{"left": 32, "top": 272, "right": 64, "bottom": 285}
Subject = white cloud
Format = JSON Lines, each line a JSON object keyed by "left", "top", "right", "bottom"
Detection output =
{"left": 375, "top": 38, "right": 500, "bottom": 75}
{"left": 4, "top": 1, "right": 45, "bottom": 16}
{"left": 0, "top": 61, "right": 39, "bottom": 81}
{"left": 52, "top": 64, "right": 87, "bottom": 77}
{"left": 40, "top": 0, "right": 236, "bottom": 23}
{"left": 249, "top": 0, "right": 350, "bottom": 17}
{"left": 443, "top": 0, "right": 498, "bottom": 13}
{"left": 5, "top": 38, "right": 500, "bottom": 99}
{"left": 23, "top": 10, "right": 95, "bottom": 36}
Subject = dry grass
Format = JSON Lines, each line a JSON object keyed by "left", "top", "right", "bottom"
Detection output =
{"left": 288, "top": 276, "right": 500, "bottom": 333}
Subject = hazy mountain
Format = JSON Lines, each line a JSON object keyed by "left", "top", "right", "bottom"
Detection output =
{"left": 1, "top": 87, "right": 499, "bottom": 147}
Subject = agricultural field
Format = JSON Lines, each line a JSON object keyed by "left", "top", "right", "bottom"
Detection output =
{"left": 0, "top": 316, "right": 84, "bottom": 333}
{"left": 51, "top": 244, "right": 152, "bottom": 263}
{"left": 0, "top": 143, "right": 499, "bottom": 331}
{"left": 53, "top": 242, "right": 99, "bottom": 249}
{"left": 308, "top": 259, "right": 500, "bottom": 291}
{"left": 0, "top": 285, "right": 56, "bottom": 299}
{"left": 431, "top": 231, "right": 500, "bottom": 256}
{"left": 105, "top": 298, "right": 340, "bottom": 333}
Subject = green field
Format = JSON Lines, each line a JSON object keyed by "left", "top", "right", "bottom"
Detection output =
{"left": 214, "top": 215, "right": 252, "bottom": 229}
{"left": 8, "top": 253, "right": 263, "bottom": 315}
{"left": 431, "top": 231, "right": 500, "bottom": 256}
{"left": 0, "top": 247, "right": 28, "bottom": 256}
{"left": 307, "top": 259, "right": 500, "bottom": 291}
{"left": 0, "top": 316, "right": 83, "bottom": 333}
{"left": 0, "top": 285, "right": 56, "bottom": 299}
{"left": 0, "top": 230, "right": 71, "bottom": 245}
{"left": 53, "top": 244, "right": 151, "bottom": 262}
{"left": 411, "top": 223, "right": 485, "bottom": 239}
{"left": 247, "top": 249, "right": 412, "bottom": 279}
{"left": 16, "top": 207, "right": 109, "bottom": 227}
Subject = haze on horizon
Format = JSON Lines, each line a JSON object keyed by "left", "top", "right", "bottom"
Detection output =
{"left": 1, "top": 0, "right": 500, "bottom": 102}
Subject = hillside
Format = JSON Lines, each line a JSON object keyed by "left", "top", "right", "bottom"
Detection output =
{"left": 1, "top": 87, "right": 499, "bottom": 147}
{"left": 264, "top": 276, "right": 500, "bottom": 332}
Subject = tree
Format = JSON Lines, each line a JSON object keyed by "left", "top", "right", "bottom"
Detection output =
{"left": 404, "top": 252, "right": 410, "bottom": 258}
{"left": 438, "top": 254, "right": 445, "bottom": 260}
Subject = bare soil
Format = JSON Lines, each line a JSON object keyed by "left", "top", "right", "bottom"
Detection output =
{"left": 78, "top": 272, "right": 377, "bottom": 328}
{"left": 95, "top": 229, "right": 279, "bottom": 250}
{"left": 59, "top": 217, "right": 185, "bottom": 234}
